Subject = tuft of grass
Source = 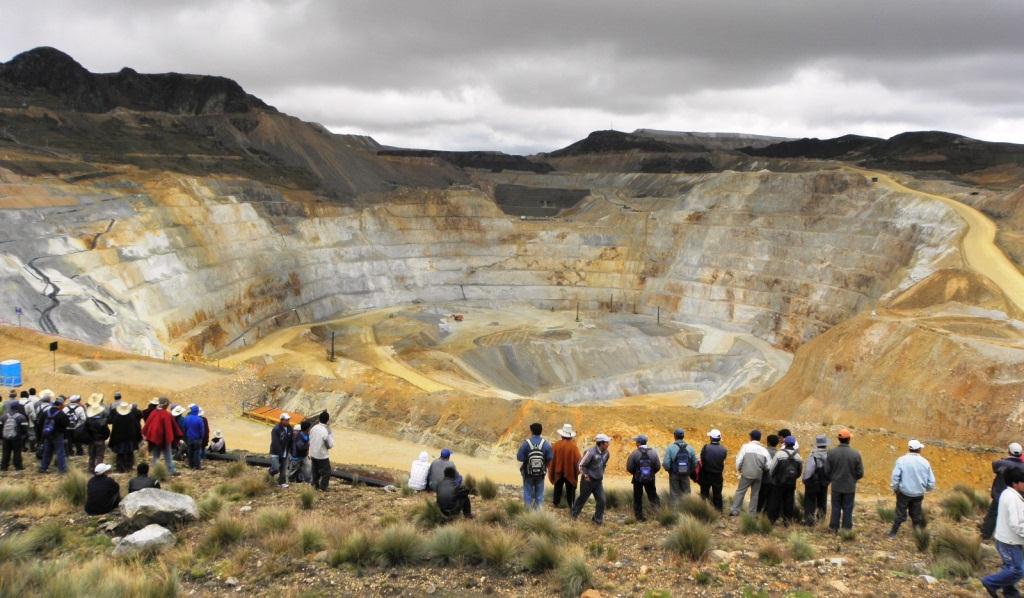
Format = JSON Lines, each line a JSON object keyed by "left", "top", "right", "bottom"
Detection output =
{"left": 0, "top": 558, "right": 179, "bottom": 597}
{"left": 201, "top": 516, "right": 244, "bottom": 553}
{"left": 586, "top": 541, "right": 604, "bottom": 558}
{"left": 480, "top": 508, "right": 509, "bottom": 526}
{"left": 605, "top": 487, "right": 633, "bottom": 511}
{"left": 213, "top": 483, "right": 241, "bottom": 499}
{"left": 329, "top": 530, "right": 376, "bottom": 568}
{"left": 0, "top": 521, "right": 66, "bottom": 561}
{"left": 255, "top": 509, "right": 294, "bottom": 536}
{"left": 522, "top": 534, "right": 562, "bottom": 572}
{"left": 502, "top": 499, "right": 525, "bottom": 517}
{"left": 839, "top": 529, "right": 857, "bottom": 542}
{"left": 931, "top": 526, "right": 983, "bottom": 571}
{"left": 239, "top": 473, "right": 271, "bottom": 498}
{"left": 0, "top": 484, "right": 42, "bottom": 509}
{"left": 374, "top": 524, "right": 427, "bottom": 566}
{"left": 262, "top": 531, "right": 300, "bottom": 557}
{"left": 952, "top": 485, "right": 989, "bottom": 512}
{"left": 299, "top": 523, "right": 326, "bottom": 554}
{"left": 758, "top": 544, "right": 784, "bottom": 565}
{"left": 58, "top": 470, "right": 88, "bottom": 506}
{"left": 940, "top": 493, "right": 973, "bottom": 522}
{"left": 679, "top": 494, "right": 720, "bottom": 524}
{"left": 913, "top": 526, "right": 931, "bottom": 552}
{"left": 787, "top": 532, "right": 815, "bottom": 561}
{"left": 152, "top": 461, "right": 169, "bottom": 482}
{"left": 515, "top": 510, "right": 563, "bottom": 539}
{"left": 556, "top": 551, "right": 596, "bottom": 598}
{"left": 428, "top": 525, "right": 474, "bottom": 565}
{"left": 226, "top": 460, "right": 247, "bottom": 478}
{"left": 168, "top": 480, "right": 195, "bottom": 497}
{"left": 462, "top": 474, "right": 477, "bottom": 495}
{"left": 198, "top": 494, "right": 223, "bottom": 520}
{"left": 478, "top": 527, "right": 522, "bottom": 569}
{"left": 412, "top": 499, "right": 448, "bottom": 529}
{"left": 695, "top": 570, "right": 713, "bottom": 585}
{"left": 876, "top": 501, "right": 895, "bottom": 523}
{"left": 477, "top": 477, "right": 498, "bottom": 500}
{"left": 932, "top": 557, "right": 975, "bottom": 580}
{"left": 739, "top": 512, "right": 772, "bottom": 535}
{"left": 656, "top": 507, "right": 680, "bottom": 527}
{"left": 663, "top": 515, "right": 712, "bottom": 561}
{"left": 299, "top": 486, "right": 316, "bottom": 510}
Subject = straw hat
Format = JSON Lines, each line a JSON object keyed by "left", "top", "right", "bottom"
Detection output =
{"left": 86, "top": 393, "right": 105, "bottom": 407}
{"left": 85, "top": 404, "right": 104, "bottom": 418}
{"left": 170, "top": 405, "right": 185, "bottom": 417}
{"left": 557, "top": 423, "right": 577, "bottom": 438}
{"left": 115, "top": 402, "right": 134, "bottom": 416}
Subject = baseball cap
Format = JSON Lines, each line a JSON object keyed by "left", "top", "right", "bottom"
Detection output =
{"left": 784, "top": 435, "right": 796, "bottom": 446}
{"left": 595, "top": 434, "right": 611, "bottom": 443}
{"left": 708, "top": 429, "right": 722, "bottom": 440}
{"left": 673, "top": 428, "right": 685, "bottom": 439}
{"left": 440, "top": 448, "right": 452, "bottom": 458}
{"left": 908, "top": 439, "right": 924, "bottom": 451}
{"left": 280, "top": 412, "right": 290, "bottom": 420}
{"left": 837, "top": 429, "right": 852, "bottom": 440}
{"left": 1010, "top": 443, "right": 1023, "bottom": 457}
{"left": 634, "top": 435, "right": 648, "bottom": 444}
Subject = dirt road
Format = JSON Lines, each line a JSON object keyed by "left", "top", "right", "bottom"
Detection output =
{"left": 855, "top": 167, "right": 1024, "bottom": 312}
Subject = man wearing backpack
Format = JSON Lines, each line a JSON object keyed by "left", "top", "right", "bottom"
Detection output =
{"left": 38, "top": 396, "right": 70, "bottom": 474}
{"left": 64, "top": 395, "right": 87, "bottom": 456}
{"left": 516, "top": 422, "right": 554, "bottom": 510}
{"left": 802, "top": 435, "right": 830, "bottom": 526}
{"left": 699, "top": 429, "right": 728, "bottom": 512}
{"left": 290, "top": 421, "right": 312, "bottom": 483}
{"left": 731, "top": 430, "right": 770, "bottom": 517}
{"left": 626, "top": 434, "right": 661, "bottom": 521}
{"left": 825, "top": 428, "right": 864, "bottom": 532}
{"left": 571, "top": 434, "right": 612, "bottom": 525}
{"left": 84, "top": 402, "right": 110, "bottom": 474}
{"left": 767, "top": 435, "right": 803, "bottom": 524}
{"left": 1, "top": 399, "right": 29, "bottom": 472}
{"left": 662, "top": 428, "right": 697, "bottom": 506}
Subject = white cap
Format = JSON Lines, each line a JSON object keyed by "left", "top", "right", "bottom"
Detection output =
{"left": 281, "top": 412, "right": 291, "bottom": 420}
{"left": 708, "top": 429, "right": 722, "bottom": 439}
{"left": 94, "top": 463, "right": 112, "bottom": 475}
{"left": 594, "top": 433, "right": 611, "bottom": 443}
{"left": 908, "top": 439, "right": 924, "bottom": 451}
{"left": 1010, "top": 442, "right": 1023, "bottom": 457}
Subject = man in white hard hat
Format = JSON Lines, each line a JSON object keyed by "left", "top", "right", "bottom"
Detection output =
{"left": 269, "top": 413, "right": 293, "bottom": 488}
{"left": 888, "top": 439, "right": 936, "bottom": 537}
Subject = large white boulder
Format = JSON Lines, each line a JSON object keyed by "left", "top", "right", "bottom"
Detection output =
{"left": 112, "top": 524, "right": 175, "bottom": 556}
{"left": 118, "top": 488, "right": 198, "bottom": 527}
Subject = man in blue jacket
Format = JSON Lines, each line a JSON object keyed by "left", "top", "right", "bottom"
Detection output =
{"left": 181, "top": 405, "right": 206, "bottom": 470}
{"left": 516, "top": 422, "right": 554, "bottom": 510}
{"left": 888, "top": 439, "right": 936, "bottom": 537}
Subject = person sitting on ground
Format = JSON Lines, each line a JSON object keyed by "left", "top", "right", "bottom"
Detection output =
{"left": 428, "top": 448, "right": 460, "bottom": 491}
{"left": 408, "top": 451, "right": 431, "bottom": 491}
{"left": 208, "top": 430, "right": 226, "bottom": 454}
{"left": 84, "top": 463, "right": 121, "bottom": 515}
{"left": 983, "top": 443, "right": 1024, "bottom": 539}
{"left": 436, "top": 466, "right": 473, "bottom": 519}
{"left": 626, "top": 434, "right": 661, "bottom": 521}
{"left": 888, "top": 439, "right": 936, "bottom": 538}
{"left": 128, "top": 462, "right": 161, "bottom": 493}
{"left": 549, "top": 424, "right": 581, "bottom": 509}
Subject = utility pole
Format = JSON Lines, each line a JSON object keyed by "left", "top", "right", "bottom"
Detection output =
{"left": 575, "top": 301, "right": 580, "bottom": 323}
{"left": 15, "top": 306, "right": 22, "bottom": 328}
{"left": 330, "top": 331, "right": 336, "bottom": 362}
{"left": 657, "top": 306, "right": 661, "bottom": 325}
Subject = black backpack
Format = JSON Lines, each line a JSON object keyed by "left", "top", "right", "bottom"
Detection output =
{"left": 773, "top": 449, "right": 802, "bottom": 485}
{"left": 41, "top": 408, "right": 59, "bottom": 438}
{"left": 673, "top": 442, "right": 691, "bottom": 475}
{"left": 809, "top": 453, "right": 827, "bottom": 484}
{"left": 524, "top": 439, "right": 547, "bottom": 478}
{"left": 637, "top": 448, "right": 655, "bottom": 483}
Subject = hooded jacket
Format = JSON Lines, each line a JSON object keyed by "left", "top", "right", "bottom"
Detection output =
{"left": 991, "top": 456, "right": 1024, "bottom": 499}
{"left": 409, "top": 451, "right": 431, "bottom": 491}
{"left": 142, "top": 407, "right": 183, "bottom": 447}
{"left": 549, "top": 437, "right": 582, "bottom": 485}
{"left": 181, "top": 406, "right": 206, "bottom": 442}
{"left": 269, "top": 422, "right": 293, "bottom": 456}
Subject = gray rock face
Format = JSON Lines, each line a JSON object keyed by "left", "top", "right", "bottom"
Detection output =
{"left": 111, "top": 523, "right": 175, "bottom": 556}
{"left": 118, "top": 488, "right": 198, "bottom": 527}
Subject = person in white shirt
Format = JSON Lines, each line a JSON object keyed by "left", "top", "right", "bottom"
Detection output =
{"left": 308, "top": 411, "right": 335, "bottom": 491}
{"left": 983, "top": 466, "right": 1024, "bottom": 596}
{"left": 731, "top": 430, "right": 770, "bottom": 516}
{"left": 408, "top": 451, "right": 430, "bottom": 491}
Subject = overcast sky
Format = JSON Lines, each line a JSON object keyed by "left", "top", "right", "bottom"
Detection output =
{"left": 2, "top": 0, "right": 1022, "bottom": 154}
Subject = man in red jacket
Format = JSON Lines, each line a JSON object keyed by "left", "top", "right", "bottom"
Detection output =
{"left": 142, "top": 397, "right": 182, "bottom": 475}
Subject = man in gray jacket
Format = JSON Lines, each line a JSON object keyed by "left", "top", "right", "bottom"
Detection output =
{"left": 571, "top": 434, "right": 611, "bottom": 525}
{"left": 731, "top": 429, "right": 769, "bottom": 516}
{"left": 802, "top": 435, "right": 830, "bottom": 526}
{"left": 825, "top": 428, "right": 864, "bottom": 532}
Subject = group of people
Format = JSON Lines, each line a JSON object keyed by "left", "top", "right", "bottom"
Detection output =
{"left": 267, "top": 411, "right": 335, "bottom": 491}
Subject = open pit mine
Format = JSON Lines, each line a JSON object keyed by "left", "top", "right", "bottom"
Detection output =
{"left": 3, "top": 47, "right": 1024, "bottom": 486}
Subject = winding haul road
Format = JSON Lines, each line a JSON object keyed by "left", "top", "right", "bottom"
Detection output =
{"left": 852, "top": 167, "right": 1024, "bottom": 314}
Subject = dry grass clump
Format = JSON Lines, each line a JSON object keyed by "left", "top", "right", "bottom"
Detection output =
{"left": 0, "top": 520, "right": 66, "bottom": 561}
{"left": 151, "top": 461, "right": 169, "bottom": 481}
{"left": 913, "top": 526, "right": 931, "bottom": 552}
{"left": 477, "top": 477, "right": 498, "bottom": 500}
{"left": 299, "top": 486, "right": 316, "bottom": 510}
{"left": 758, "top": 544, "right": 784, "bottom": 565}
{"left": 678, "top": 494, "right": 720, "bottom": 524}
{"left": 876, "top": 501, "right": 895, "bottom": 523}
{"left": 261, "top": 531, "right": 300, "bottom": 557}
{"left": 198, "top": 494, "right": 223, "bottom": 520}
{"left": 605, "top": 488, "right": 633, "bottom": 511}
{"left": 522, "top": 534, "right": 561, "bottom": 572}
{"left": 931, "top": 526, "right": 984, "bottom": 573}
{"left": 739, "top": 512, "right": 772, "bottom": 535}
{"left": 298, "top": 521, "right": 326, "bottom": 554}
{"left": 239, "top": 473, "right": 272, "bottom": 498}
{"left": 226, "top": 459, "right": 247, "bottom": 478}
{"left": 58, "top": 469, "right": 88, "bottom": 506}
{"left": 787, "top": 532, "right": 815, "bottom": 561}
{"left": 329, "top": 530, "right": 377, "bottom": 568}
{"left": 0, "top": 558, "right": 179, "bottom": 597}
{"left": 515, "top": 510, "right": 564, "bottom": 539}
{"left": 428, "top": 525, "right": 480, "bottom": 565}
{"left": 478, "top": 527, "right": 522, "bottom": 568}
{"left": 200, "top": 516, "right": 245, "bottom": 554}
{"left": 502, "top": 499, "right": 525, "bottom": 517}
{"left": 556, "top": 550, "right": 596, "bottom": 598}
{"left": 952, "top": 484, "right": 989, "bottom": 511}
{"left": 412, "top": 498, "right": 447, "bottom": 529}
{"left": 940, "top": 492, "right": 974, "bottom": 522}
{"left": 663, "top": 515, "right": 711, "bottom": 561}
{"left": 255, "top": 509, "right": 295, "bottom": 536}
{"left": 374, "top": 524, "right": 428, "bottom": 566}
{"left": 0, "top": 484, "right": 41, "bottom": 509}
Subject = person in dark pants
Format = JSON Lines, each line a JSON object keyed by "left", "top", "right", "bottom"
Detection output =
{"left": 309, "top": 412, "right": 334, "bottom": 491}
{"left": 1, "top": 400, "right": 29, "bottom": 471}
{"left": 699, "top": 429, "right": 727, "bottom": 512}
{"left": 38, "top": 398, "right": 70, "bottom": 474}
{"left": 108, "top": 402, "right": 142, "bottom": 473}
{"left": 757, "top": 434, "right": 780, "bottom": 513}
{"left": 663, "top": 428, "right": 697, "bottom": 507}
{"left": 181, "top": 406, "right": 206, "bottom": 470}
{"left": 84, "top": 463, "right": 121, "bottom": 515}
{"left": 888, "top": 439, "right": 936, "bottom": 537}
{"left": 767, "top": 436, "right": 802, "bottom": 525}
{"left": 982, "top": 467, "right": 1024, "bottom": 597}
{"left": 826, "top": 428, "right": 864, "bottom": 532}
{"left": 549, "top": 424, "right": 581, "bottom": 508}
{"left": 269, "top": 413, "right": 293, "bottom": 487}
{"left": 571, "top": 434, "right": 611, "bottom": 525}
{"left": 436, "top": 466, "right": 473, "bottom": 519}
{"left": 983, "top": 443, "right": 1024, "bottom": 539}
{"left": 625, "top": 435, "right": 661, "bottom": 521}
{"left": 802, "top": 435, "right": 830, "bottom": 526}
{"left": 84, "top": 403, "right": 110, "bottom": 474}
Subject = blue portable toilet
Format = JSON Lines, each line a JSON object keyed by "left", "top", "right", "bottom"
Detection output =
{"left": 1, "top": 360, "right": 22, "bottom": 387}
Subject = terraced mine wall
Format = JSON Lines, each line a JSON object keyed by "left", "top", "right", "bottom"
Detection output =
{"left": 0, "top": 168, "right": 962, "bottom": 358}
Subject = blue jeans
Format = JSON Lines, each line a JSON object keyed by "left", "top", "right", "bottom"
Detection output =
{"left": 829, "top": 490, "right": 856, "bottom": 530}
{"left": 523, "top": 476, "right": 545, "bottom": 510}
{"left": 39, "top": 435, "right": 66, "bottom": 473}
{"left": 984, "top": 541, "right": 1024, "bottom": 597}
{"left": 150, "top": 444, "right": 176, "bottom": 474}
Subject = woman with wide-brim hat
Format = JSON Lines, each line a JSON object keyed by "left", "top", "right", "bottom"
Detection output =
{"left": 108, "top": 400, "right": 142, "bottom": 473}
{"left": 85, "top": 402, "right": 110, "bottom": 473}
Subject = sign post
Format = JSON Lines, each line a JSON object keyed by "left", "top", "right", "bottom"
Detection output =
{"left": 49, "top": 340, "right": 58, "bottom": 374}
{"left": 14, "top": 306, "right": 22, "bottom": 328}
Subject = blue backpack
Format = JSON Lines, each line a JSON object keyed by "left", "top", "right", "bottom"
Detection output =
{"left": 673, "top": 442, "right": 691, "bottom": 475}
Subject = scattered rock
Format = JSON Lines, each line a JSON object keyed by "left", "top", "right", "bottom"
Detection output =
{"left": 225, "top": 577, "right": 239, "bottom": 587}
{"left": 111, "top": 524, "right": 175, "bottom": 557}
{"left": 708, "top": 549, "right": 735, "bottom": 563}
{"left": 919, "top": 575, "right": 938, "bottom": 585}
{"left": 580, "top": 590, "right": 603, "bottom": 598}
{"left": 118, "top": 488, "right": 198, "bottom": 528}
{"left": 829, "top": 557, "right": 848, "bottom": 566}
{"left": 829, "top": 580, "right": 850, "bottom": 594}
{"left": 383, "top": 484, "right": 398, "bottom": 493}
{"left": 239, "top": 506, "right": 253, "bottom": 513}
{"left": 639, "top": 565, "right": 649, "bottom": 575}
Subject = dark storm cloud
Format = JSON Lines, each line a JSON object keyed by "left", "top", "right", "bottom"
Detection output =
{"left": 1, "top": 0, "right": 1022, "bottom": 151}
